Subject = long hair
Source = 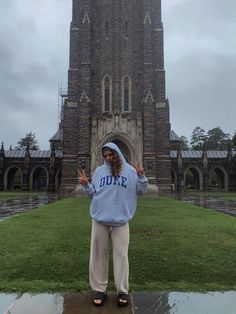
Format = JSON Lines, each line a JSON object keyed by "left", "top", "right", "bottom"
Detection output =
{"left": 111, "top": 150, "right": 122, "bottom": 176}
{"left": 103, "top": 148, "right": 122, "bottom": 176}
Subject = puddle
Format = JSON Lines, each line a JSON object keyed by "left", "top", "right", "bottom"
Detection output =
{"left": 0, "top": 194, "right": 67, "bottom": 220}
{"left": 0, "top": 293, "right": 19, "bottom": 314}
{"left": 1, "top": 192, "right": 236, "bottom": 220}
{"left": 3, "top": 293, "right": 64, "bottom": 314}
{"left": 171, "top": 193, "right": 236, "bottom": 217}
{"left": 1, "top": 292, "right": 236, "bottom": 314}
{"left": 132, "top": 291, "right": 236, "bottom": 314}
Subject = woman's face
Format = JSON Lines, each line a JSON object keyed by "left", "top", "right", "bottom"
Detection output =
{"left": 103, "top": 149, "right": 114, "bottom": 165}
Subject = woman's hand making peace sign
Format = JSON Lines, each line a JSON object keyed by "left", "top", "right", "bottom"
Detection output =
{"left": 134, "top": 161, "right": 145, "bottom": 176}
{"left": 78, "top": 169, "right": 89, "bottom": 185}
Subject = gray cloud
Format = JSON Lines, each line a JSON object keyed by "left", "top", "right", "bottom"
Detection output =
{"left": 0, "top": 0, "right": 71, "bottom": 149}
{"left": 0, "top": 0, "right": 235, "bottom": 150}
{"left": 163, "top": 0, "right": 236, "bottom": 140}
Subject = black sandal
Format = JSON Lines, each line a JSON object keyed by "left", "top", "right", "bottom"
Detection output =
{"left": 93, "top": 291, "right": 107, "bottom": 306}
{"left": 117, "top": 293, "right": 128, "bottom": 307}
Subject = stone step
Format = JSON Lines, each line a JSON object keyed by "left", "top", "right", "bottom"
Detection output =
{"left": 1, "top": 293, "right": 133, "bottom": 314}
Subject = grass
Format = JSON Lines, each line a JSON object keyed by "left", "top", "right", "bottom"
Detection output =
{"left": 189, "top": 191, "right": 236, "bottom": 201}
{"left": 0, "top": 191, "right": 43, "bottom": 201}
{"left": 0, "top": 196, "right": 236, "bottom": 293}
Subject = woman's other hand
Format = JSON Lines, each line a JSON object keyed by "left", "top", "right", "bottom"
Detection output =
{"left": 78, "top": 169, "right": 89, "bottom": 185}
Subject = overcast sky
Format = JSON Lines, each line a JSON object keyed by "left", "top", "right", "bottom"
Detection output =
{"left": 0, "top": 0, "right": 235, "bottom": 150}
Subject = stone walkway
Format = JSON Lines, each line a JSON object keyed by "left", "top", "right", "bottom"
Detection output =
{"left": 1, "top": 291, "right": 236, "bottom": 314}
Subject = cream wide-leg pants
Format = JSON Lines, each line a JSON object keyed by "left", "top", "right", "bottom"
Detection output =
{"left": 89, "top": 219, "right": 129, "bottom": 294}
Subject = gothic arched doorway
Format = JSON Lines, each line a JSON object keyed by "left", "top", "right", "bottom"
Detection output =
{"left": 185, "top": 167, "right": 200, "bottom": 191}
{"left": 32, "top": 167, "right": 48, "bottom": 191}
{"left": 210, "top": 168, "right": 225, "bottom": 190}
{"left": 6, "top": 167, "right": 22, "bottom": 190}
{"left": 100, "top": 133, "right": 135, "bottom": 166}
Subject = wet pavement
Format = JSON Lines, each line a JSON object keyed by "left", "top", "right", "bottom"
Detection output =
{"left": 172, "top": 193, "right": 236, "bottom": 217}
{"left": 0, "top": 293, "right": 132, "bottom": 314}
{"left": 0, "top": 194, "right": 66, "bottom": 220}
{"left": 132, "top": 291, "right": 236, "bottom": 314}
{"left": 1, "top": 291, "right": 236, "bottom": 314}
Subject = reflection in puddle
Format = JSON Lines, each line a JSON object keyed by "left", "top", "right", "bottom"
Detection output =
{"left": 2, "top": 193, "right": 236, "bottom": 220}
{"left": 0, "top": 293, "right": 19, "bottom": 314}
{"left": 133, "top": 291, "right": 236, "bottom": 314}
{"left": 171, "top": 193, "right": 236, "bottom": 217}
{"left": 0, "top": 194, "right": 67, "bottom": 220}
{"left": 1, "top": 291, "right": 236, "bottom": 314}
{"left": 168, "top": 291, "right": 236, "bottom": 314}
{"left": 3, "top": 293, "right": 64, "bottom": 314}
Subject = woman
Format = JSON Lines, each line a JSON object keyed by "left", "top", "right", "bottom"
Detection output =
{"left": 79, "top": 142, "right": 148, "bottom": 307}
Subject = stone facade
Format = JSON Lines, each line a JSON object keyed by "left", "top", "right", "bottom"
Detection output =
{"left": 1, "top": 142, "right": 235, "bottom": 192}
{"left": 61, "top": 0, "right": 171, "bottom": 192}
{"left": 0, "top": 144, "right": 62, "bottom": 192}
{"left": 170, "top": 148, "right": 236, "bottom": 192}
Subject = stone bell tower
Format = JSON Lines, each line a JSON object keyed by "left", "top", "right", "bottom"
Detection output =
{"left": 61, "top": 0, "right": 171, "bottom": 191}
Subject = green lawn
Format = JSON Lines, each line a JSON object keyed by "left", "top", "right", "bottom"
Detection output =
{"left": 189, "top": 191, "right": 236, "bottom": 201}
{"left": 0, "top": 196, "right": 236, "bottom": 293}
{"left": 0, "top": 191, "right": 43, "bottom": 201}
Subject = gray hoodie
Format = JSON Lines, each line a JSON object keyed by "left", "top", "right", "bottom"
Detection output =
{"left": 83, "top": 142, "right": 148, "bottom": 226}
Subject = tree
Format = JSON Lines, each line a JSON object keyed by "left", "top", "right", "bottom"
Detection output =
{"left": 179, "top": 136, "right": 189, "bottom": 150}
{"left": 232, "top": 132, "right": 236, "bottom": 147}
{"left": 190, "top": 126, "right": 206, "bottom": 150}
{"left": 205, "top": 127, "right": 230, "bottom": 150}
{"left": 15, "top": 132, "right": 39, "bottom": 150}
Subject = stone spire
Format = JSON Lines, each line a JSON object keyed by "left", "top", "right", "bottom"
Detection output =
{"left": 0, "top": 142, "right": 5, "bottom": 168}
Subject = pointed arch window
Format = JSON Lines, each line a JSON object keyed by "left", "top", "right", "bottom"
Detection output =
{"left": 122, "top": 76, "right": 131, "bottom": 112}
{"left": 106, "top": 22, "right": 109, "bottom": 38}
{"left": 125, "top": 22, "right": 128, "bottom": 37}
{"left": 102, "top": 76, "right": 112, "bottom": 112}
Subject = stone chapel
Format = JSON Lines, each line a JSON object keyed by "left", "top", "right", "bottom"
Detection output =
{"left": 61, "top": 0, "right": 172, "bottom": 192}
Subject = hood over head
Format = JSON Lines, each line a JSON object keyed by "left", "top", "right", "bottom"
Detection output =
{"left": 101, "top": 142, "right": 127, "bottom": 166}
